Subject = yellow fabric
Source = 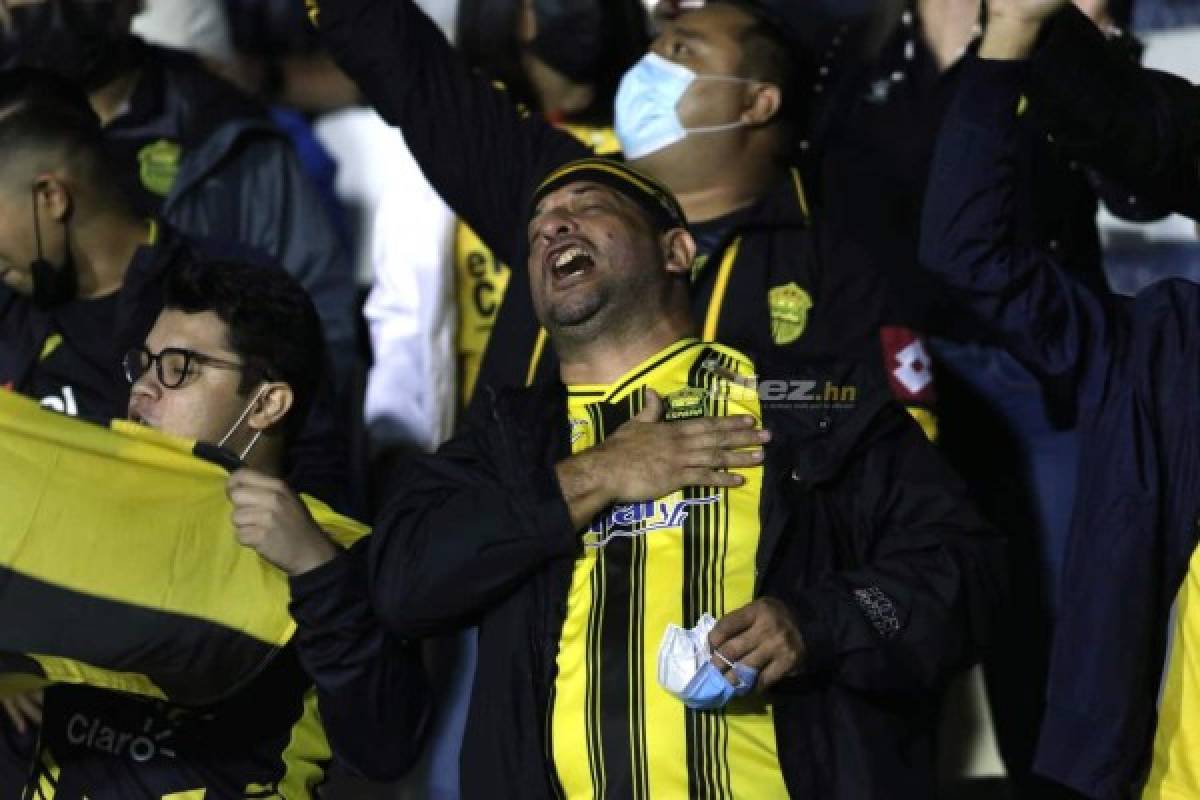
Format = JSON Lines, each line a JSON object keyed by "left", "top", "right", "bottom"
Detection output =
{"left": 453, "top": 125, "right": 619, "bottom": 407}
{"left": 0, "top": 389, "right": 367, "bottom": 701}
{"left": 551, "top": 339, "right": 787, "bottom": 799}
{"left": 273, "top": 688, "right": 333, "bottom": 799}
{"left": 701, "top": 240, "right": 741, "bottom": 342}
{"left": 1143, "top": 546, "right": 1200, "bottom": 799}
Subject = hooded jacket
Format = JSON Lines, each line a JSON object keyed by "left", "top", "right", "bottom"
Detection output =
{"left": 921, "top": 56, "right": 1200, "bottom": 799}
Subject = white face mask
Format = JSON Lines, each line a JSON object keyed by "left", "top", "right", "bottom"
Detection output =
{"left": 216, "top": 385, "right": 267, "bottom": 462}
{"left": 657, "top": 612, "right": 719, "bottom": 694}
{"left": 615, "top": 52, "right": 754, "bottom": 160}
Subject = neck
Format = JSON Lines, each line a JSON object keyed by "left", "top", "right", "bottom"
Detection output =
{"left": 634, "top": 141, "right": 783, "bottom": 223}
{"left": 521, "top": 52, "right": 596, "bottom": 119}
{"left": 557, "top": 309, "right": 694, "bottom": 386}
{"left": 88, "top": 69, "right": 141, "bottom": 127}
{"left": 71, "top": 210, "right": 149, "bottom": 298}
{"left": 241, "top": 437, "right": 285, "bottom": 478}
{"left": 918, "top": 0, "right": 982, "bottom": 71}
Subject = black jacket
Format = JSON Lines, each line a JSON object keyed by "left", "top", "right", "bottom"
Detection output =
{"left": 921, "top": 56, "right": 1200, "bottom": 799}
{"left": 303, "top": 357, "right": 1002, "bottom": 798}
{"left": 313, "top": 0, "right": 933, "bottom": 415}
{"left": 0, "top": 222, "right": 350, "bottom": 508}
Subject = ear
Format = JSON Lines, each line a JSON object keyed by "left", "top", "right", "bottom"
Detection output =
{"left": 661, "top": 228, "right": 697, "bottom": 278}
{"left": 33, "top": 175, "right": 72, "bottom": 224}
{"left": 517, "top": 0, "right": 538, "bottom": 45}
{"left": 246, "top": 382, "right": 295, "bottom": 434}
{"left": 741, "top": 82, "right": 783, "bottom": 127}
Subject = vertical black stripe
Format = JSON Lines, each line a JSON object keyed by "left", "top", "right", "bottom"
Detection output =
{"left": 583, "top": 401, "right": 606, "bottom": 799}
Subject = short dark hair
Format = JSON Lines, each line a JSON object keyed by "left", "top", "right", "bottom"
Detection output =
{"left": 0, "top": 68, "right": 111, "bottom": 185}
{"left": 162, "top": 261, "right": 326, "bottom": 442}
{"left": 707, "top": 0, "right": 812, "bottom": 132}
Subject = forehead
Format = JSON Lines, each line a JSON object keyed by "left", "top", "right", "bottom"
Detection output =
{"left": 146, "top": 309, "right": 233, "bottom": 353}
{"left": 534, "top": 181, "right": 628, "bottom": 213}
{"left": 664, "top": 4, "right": 754, "bottom": 51}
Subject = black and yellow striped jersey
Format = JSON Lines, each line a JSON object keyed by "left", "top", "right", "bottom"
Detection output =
{"left": 550, "top": 338, "right": 788, "bottom": 799}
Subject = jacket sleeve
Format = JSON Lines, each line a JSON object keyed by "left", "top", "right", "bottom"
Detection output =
{"left": 780, "top": 405, "right": 1006, "bottom": 693}
{"left": 1027, "top": 6, "right": 1200, "bottom": 220}
{"left": 366, "top": 418, "right": 578, "bottom": 638}
{"left": 919, "top": 55, "right": 1127, "bottom": 418}
{"left": 310, "top": 0, "right": 589, "bottom": 265}
{"left": 288, "top": 547, "right": 429, "bottom": 780}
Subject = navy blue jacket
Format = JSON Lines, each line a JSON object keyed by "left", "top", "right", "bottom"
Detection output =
{"left": 921, "top": 57, "right": 1200, "bottom": 799}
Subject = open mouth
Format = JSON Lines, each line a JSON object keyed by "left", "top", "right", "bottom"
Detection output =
{"left": 546, "top": 242, "right": 596, "bottom": 286}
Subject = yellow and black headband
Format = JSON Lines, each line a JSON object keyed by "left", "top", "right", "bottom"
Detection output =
{"left": 531, "top": 157, "right": 688, "bottom": 233}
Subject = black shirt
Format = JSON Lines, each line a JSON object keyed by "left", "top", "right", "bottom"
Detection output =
{"left": 28, "top": 292, "right": 123, "bottom": 423}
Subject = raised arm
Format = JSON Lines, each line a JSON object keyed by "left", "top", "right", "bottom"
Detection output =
{"left": 309, "top": 0, "right": 589, "bottom": 264}
{"left": 919, "top": 48, "right": 1127, "bottom": 415}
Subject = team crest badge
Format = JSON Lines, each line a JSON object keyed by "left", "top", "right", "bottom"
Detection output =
{"left": 137, "top": 139, "right": 182, "bottom": 197}
{"left": 768, "top": 283, "right": 813, "bottom": 345}
{"left": 569, "top": 417, "right": 590, "bottom": 445}
{"left": 663, "top": 387, "right": 709, "bottom": 421}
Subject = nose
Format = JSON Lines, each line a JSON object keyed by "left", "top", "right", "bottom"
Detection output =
{"left": 536, "top": 208, "right": 578, "bottom": 243}
{"left": 127, "top": 368, "right": 162, "bottom": 417}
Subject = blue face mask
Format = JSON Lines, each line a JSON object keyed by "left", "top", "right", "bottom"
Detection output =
{"left": 657, "top": 613, "right": 760, "bottom": 711}
{"left": 614, "top": 52, "right": 752, "bottom": 160}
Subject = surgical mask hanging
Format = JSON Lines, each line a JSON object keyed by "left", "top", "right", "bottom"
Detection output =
{"left": 29, "top": 185, "right": 78, "bottom": 310}
{"left": 217, "top": 386, "right": 268, "bottom": 462}
{"left": 615, "top": 52, "right": 753, "bottom": 160}
{"left": 657, "top": 612, "right": 759, "bottom": 710}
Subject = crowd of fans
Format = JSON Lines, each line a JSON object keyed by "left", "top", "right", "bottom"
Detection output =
{"left": 0, "top": 0, "right": 1199, "bottom": 798}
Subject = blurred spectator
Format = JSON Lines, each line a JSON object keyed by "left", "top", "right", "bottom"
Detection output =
{"left": 0, "top": 0, "right": 359, "bottom": 385}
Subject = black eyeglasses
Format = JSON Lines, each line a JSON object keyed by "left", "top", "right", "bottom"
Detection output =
{"left": 123, "top": 346, "right": 245, "bottom": 389}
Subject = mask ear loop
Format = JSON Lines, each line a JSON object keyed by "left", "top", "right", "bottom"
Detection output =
{"left": 218, "top": 385, "right": 268, "bottom": 461}
{"left": 710, "top": 648, "right": 746, "bottom": 689}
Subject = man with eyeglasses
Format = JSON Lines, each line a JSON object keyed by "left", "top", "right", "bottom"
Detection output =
{"left": 246, "top": 158, "right": 1004, "bottom": 799}
{"left": 0, "top": 66, "right": 355, "bottom": 793}
{"left": 3, "top": 258, "right": 428, "bottom": 798}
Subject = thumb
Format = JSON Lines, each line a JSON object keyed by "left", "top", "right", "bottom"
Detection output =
{"left": 635, "top": 388, "right": 664, "bottom": 422}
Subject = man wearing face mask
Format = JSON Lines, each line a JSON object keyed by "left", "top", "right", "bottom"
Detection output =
{"left": 244, "top": 158, "right": 1003, "bottom": 798}
{"left": 311, "top": 0, "right": 939, "bottom": 435}
{"left": 0, "top": 66, "right": 352, "bottom": 791}
{"left": 0, "top": 0, "right": 358, "bottom": 385}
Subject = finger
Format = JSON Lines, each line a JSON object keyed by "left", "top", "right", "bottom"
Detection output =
{"left": 675, "top": 414, "right": 758, "bottom": 436}
{"left": 14, "top": 695, "right": 42, "bottom": 725}
{"left": 228, "top": 468, "right": 285, "bottom": 492}
{"left": 1, "top": 700, "right": 23, "bottom": 735}
{"left": 710, "top": 604, "right": 758, "bottom": 647}
{"left": 757, "top": 658, "right": 795, "bottom": 692}
{"left": 676, "top": 468, "right": 746, "bottom": 489}
{"left": 681, "top": 428, "right": 771, "bottom": 452}
{"left": 635, "top": 389, "right": 664, "bottom": 422}
{"left": 681, "top": 447, "right": 764, "bottom": 470}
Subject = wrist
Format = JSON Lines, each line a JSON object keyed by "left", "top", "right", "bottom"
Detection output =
{"left": 980, "top": 16, "right": 1043, "bottom": 60}
{"left": 289, "top": 535, "right": 340, "bottom": 577}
